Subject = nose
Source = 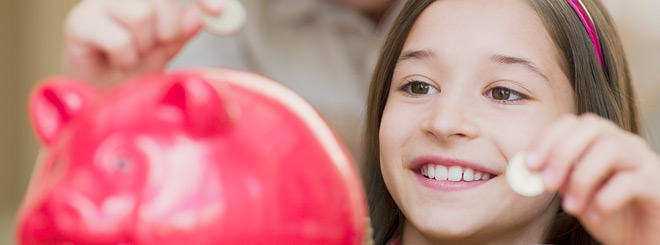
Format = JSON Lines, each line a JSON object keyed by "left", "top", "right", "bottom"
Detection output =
{"left": 48, "top": 189, "right": 89, "bottom": 234}
{"left": 423, "top": 93, "right": 480, "bottom": 143}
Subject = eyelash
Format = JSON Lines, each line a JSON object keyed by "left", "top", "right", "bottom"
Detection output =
{"left": 398, "top": 79, "right": 530, "bottom": 104}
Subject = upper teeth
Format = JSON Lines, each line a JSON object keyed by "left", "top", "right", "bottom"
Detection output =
{"left": 420, "top": 164, "right": 492, "bottom": 182}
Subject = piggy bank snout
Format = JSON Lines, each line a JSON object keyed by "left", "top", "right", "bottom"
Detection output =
{"left": 21, "top": 187, "right": 134, "bottom": 243}
{"left": 19, "top": 194, "right": 87, "bottom": 243}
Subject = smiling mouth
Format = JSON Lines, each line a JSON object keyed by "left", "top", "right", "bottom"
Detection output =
{"left": 419, "top": 163, "right": 497, "bottom": 182}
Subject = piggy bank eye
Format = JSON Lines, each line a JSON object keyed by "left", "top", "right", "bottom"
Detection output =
{"left": 100, "top": 155, "right": 136, "bottom": 175}
{"left": 114, "top": 157, "right": 132, "bottom": 172}
{"left": 95, "top": 134, "right": 147, "bottom": 179}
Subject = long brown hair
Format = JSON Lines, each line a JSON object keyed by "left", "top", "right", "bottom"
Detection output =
{"left": 362, "top": 0, "right": 637, "bottom": 244}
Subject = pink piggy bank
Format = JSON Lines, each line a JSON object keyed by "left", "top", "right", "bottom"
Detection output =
{"left": 16, "top": 69, "right": 367, "bottom": 244}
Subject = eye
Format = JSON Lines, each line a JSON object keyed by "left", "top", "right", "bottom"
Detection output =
{"left": 488, "top": 87, "right": 527, "bottom": 103}
{"left": 401, "top": 80, "right": 439, "bottom": 95}
{"left": 114, "top": 157, "right": 132, "bottom": 173}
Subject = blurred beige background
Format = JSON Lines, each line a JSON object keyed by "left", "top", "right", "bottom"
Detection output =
{"left": 1, "top": 0, "right": 81, "bottom": 242}
{"left": 0, "top": 0, "right": 658, "bottom": 243}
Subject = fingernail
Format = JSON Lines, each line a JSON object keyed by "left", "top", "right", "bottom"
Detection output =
{"left": 563, "top": 194, "right": 579, "bottom": 213}
{"left": 542, "top": 170, "right": 555, "bottom": 189}
{"left": 525, "top": 151, "right": 540, "bottom": 169}
{"left": 204, "top": 0, "right": 224, "bottom": 13}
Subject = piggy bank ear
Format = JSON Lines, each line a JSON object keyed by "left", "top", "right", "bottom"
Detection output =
{"left": 161, "top": 73, "right": 237, "bottom": 137}
{"left": 29, "top": 77, "right": 96, "bottom": 145}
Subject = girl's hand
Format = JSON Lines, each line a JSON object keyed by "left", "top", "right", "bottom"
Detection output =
{"left": 526, "top": 113, "right": 660, "bottom": 244}
{"left": 64, "top": 0, "right": 224, "bottom": 86}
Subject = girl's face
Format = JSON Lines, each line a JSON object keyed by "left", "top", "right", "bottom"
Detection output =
{"left": 380, "top": 0, "right": 575, "bottom": 243}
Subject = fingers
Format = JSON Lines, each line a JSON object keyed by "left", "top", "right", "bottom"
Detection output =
{"left": 577, "top": 173, "right": 632, "bottom": 244}
{"left": 590, "top": 149, "right": 660, "bottom": 215}
{"left": 181, "top": 3, "right": 203, "bottom": 39}
{"left": 64, "top": 0, "right": 202, "bottom": 83}
{"left": 527, "top": 113, "right": 656, "bottom": 217}
{"left": 103, "top": 0, "right": 155, "bottom": 55}
{"left": 152, "top": 0, "right": 181, "bottom": 43}
{"left": 105, "top": 0, "right": 195, "bottom": 52}
{"left": 134, "top": 4, "right": 201, "bottom": 71}
{"left": 66, "top": 3, "right": 139, "bottom": 70}
{"left": 592, "top": 172, "right": 638, "bottom": 218}
{"left": 573, "top": 171, "right": 638, "bottom": 245}
{"left": 524, "top": 114, "right": 625, "bottom": 202}
{"left": 539, "top": 114, "right": 617, "bottom": 191}
{"left": 133, "top": 39, "right": 189, "bottom": 75}
{"left": 561, "top": 138, "right": 620, "bottom": 214}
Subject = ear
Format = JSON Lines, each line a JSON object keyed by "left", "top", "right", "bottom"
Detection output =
{"left": 29, "top": 77, "right": 97, "bottom": 146}
{"left": 160, "top": 73, "right": 238, "bottom": 137}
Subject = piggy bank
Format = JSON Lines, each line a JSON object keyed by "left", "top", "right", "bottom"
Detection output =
{"left": 16, "top": 69, "right": 366, "bottom": 244}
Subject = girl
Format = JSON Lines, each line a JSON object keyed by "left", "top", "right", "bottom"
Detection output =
{"left": 362, "top": 0, "right": 660, "bottom": 244}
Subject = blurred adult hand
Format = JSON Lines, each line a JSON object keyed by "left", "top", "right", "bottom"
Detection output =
{"left": 64, "top": 0, "right": 225, "bottom": 86}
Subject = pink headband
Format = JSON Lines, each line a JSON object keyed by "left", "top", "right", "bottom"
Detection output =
{"left": 567, "top": 0, "right": 604, "bottom": 69}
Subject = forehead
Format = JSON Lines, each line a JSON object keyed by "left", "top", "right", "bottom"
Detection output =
{"left": 402, "top": 0, "right": 562, "bottom": 72}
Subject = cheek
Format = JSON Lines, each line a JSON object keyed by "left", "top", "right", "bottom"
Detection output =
{"left": 378, "top": 102, "right": 413, "bottom": 192}
{"left": 488, "top": 117, "right": 544, "bottom": 154}
{"left": 379, "top": 113, "right": 394, "bottom": 156}
{"left": 378, "top": 101, "right": 416, "bottom": 160}
{"left": 379, "top": 107, "right": 397, "bottom": 174}
{"left": 485, "top": 100, "right": 575, "bottom": 155}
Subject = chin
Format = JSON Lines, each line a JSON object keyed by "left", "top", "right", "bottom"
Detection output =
{"left": 408, "top": 218, "right": 518, "bottom": 245}
{"left": 403, "top": 198, "right": 557, "bottom": 244}
{"left": 415, "top": 213, "right": 484, "bottom": 238}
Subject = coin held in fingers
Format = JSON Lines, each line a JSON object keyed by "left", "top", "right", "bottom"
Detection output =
{"left": 201, "top": 0, "right": 247, "bottom": 36}
{"left": 506, "top": 152, "right": 545, "bottom": 197}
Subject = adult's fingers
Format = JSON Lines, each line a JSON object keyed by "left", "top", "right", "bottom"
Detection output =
{"left": 181, "top": 2, "right": 203, "bottom": 39}
{"left": 66, "top": 3, "right": 138, "bottom": 71}
{"left": 104, "top": 0, "right": 155, "bottom": 55}
{"left": 151, "top": 0, "right": 182, "bottom": 43}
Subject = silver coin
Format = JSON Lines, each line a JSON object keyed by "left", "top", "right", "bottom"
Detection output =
{"left": 201, "top": 0, "right": 247, "bottom": 37}
{"left": 506, "top": 152, "right": 545, "bottom": 197}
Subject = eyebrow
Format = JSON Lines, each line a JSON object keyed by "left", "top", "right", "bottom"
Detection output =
{"left": 398, "top": 49, "right": 436, "bottom": 62}
{"left": 397, "top": 50, "right": 551, "bottom": 84}
{"left": 491, "top": 54, "right": 549, "bottom": 83}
